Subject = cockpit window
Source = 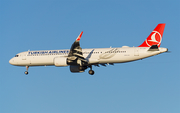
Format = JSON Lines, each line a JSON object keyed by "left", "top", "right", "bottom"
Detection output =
{"left": 15, "top": 55, "right": 19, "bottom": 57}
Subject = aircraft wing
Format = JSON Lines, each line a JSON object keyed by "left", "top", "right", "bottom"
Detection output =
{"left": 67, "top": 32, "right": 88, "bottom": 66}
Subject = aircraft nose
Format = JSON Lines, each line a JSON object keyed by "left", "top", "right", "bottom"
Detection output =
{"left": 9, "top": 58, "right": 15, "bottom": 65}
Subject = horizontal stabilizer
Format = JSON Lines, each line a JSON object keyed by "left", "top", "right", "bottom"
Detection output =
{"left": 148, "top": 45, "right": 159, "bottom": 51}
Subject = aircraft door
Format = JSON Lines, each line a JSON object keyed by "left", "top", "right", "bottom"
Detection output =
{"left": 22, "top": 54, "right": 26, "bottom": 60}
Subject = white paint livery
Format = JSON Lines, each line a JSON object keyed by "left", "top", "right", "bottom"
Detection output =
{"left": 9, "top": 24, "right": 168, "bottom": 75}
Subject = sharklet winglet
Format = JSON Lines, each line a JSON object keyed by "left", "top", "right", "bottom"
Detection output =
{"left": 76, "top": 31, "right": 83, "bottom": 42}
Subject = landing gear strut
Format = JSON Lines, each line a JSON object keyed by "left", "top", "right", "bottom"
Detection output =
{"left": 24, "top": 66, "right": 29, "bottom": 75}
{"left": 88, "top": 65, "right": 95, "bottom": 75}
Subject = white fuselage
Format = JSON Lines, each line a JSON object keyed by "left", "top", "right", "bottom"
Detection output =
{"left": 9, "top": 47, "right": 168, "bottom": 66}
{"left": 9, "top": 24, "right": 167, "bottom": 75}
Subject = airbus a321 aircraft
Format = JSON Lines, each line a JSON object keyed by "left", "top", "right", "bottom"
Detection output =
{"left": 9, "top": 23, "right": 168, "bottom": 75}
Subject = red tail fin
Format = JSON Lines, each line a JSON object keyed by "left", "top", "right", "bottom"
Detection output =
{"left": 139, "top": 23, "right": 166, "bottom": 47}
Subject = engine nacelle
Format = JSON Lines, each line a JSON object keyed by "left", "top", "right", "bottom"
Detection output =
{"left": 70, "top": 65, "right": 87, "bottom": 73}
{"left": 54, "top": 57, "right": 68, "bottom": 67}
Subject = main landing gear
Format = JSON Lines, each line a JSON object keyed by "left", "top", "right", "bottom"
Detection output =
{"left": 88, "top": 65, "right": 94, "bottom": 75}
{"left": 24, "top": 66, "right": 29, "bottom": 75}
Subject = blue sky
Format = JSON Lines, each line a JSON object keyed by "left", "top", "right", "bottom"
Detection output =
{"left": 1, "top": 0, "right": 180, "bottom": 113}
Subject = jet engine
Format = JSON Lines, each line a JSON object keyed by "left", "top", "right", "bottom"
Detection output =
{"left": 54, "top": 57, "right": 68, "bottom": 66}
{"left": 70, "top": 65, "right": 87, "bottom": 73}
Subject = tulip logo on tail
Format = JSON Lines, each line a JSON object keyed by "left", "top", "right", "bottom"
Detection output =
{"left": 146, "top": 31, "right": 162, "bottom": 47}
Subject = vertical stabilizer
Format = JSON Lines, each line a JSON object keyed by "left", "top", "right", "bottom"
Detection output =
{"left": 139, "top": 23, "right": 165, "bottom": 47}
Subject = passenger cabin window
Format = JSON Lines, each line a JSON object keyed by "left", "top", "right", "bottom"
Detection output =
{"left": 15, "top": 55, "right": 19, "bottom": 57}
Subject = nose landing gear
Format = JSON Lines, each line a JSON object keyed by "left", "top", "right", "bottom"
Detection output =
{"left": 24, "top": 66, "right": 29, "bottom": 75}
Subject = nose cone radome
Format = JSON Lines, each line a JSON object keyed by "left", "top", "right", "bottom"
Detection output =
{"left": 9, "top": 58, "right": 16, "bottom": 65}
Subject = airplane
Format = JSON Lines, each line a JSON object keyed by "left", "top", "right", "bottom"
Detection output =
{"left": 9, "top": 23, "right": 168, "bottom": 75}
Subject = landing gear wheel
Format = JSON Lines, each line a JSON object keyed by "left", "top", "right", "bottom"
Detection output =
{"left": 24, "top": 71, "right": 28, "bottom": 75}
{"left": 25, "top": 66, "right": 29, "bottom": 75}
{"left": 88, "top": 70, "right": 94, "bottom": 75}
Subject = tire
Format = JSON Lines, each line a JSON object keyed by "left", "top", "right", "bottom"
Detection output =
{"left": 88, "top": 70, "right": 94, "bottom": 75}
{"left": 24, "top": 71, "right": 28, "bottom": 75}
